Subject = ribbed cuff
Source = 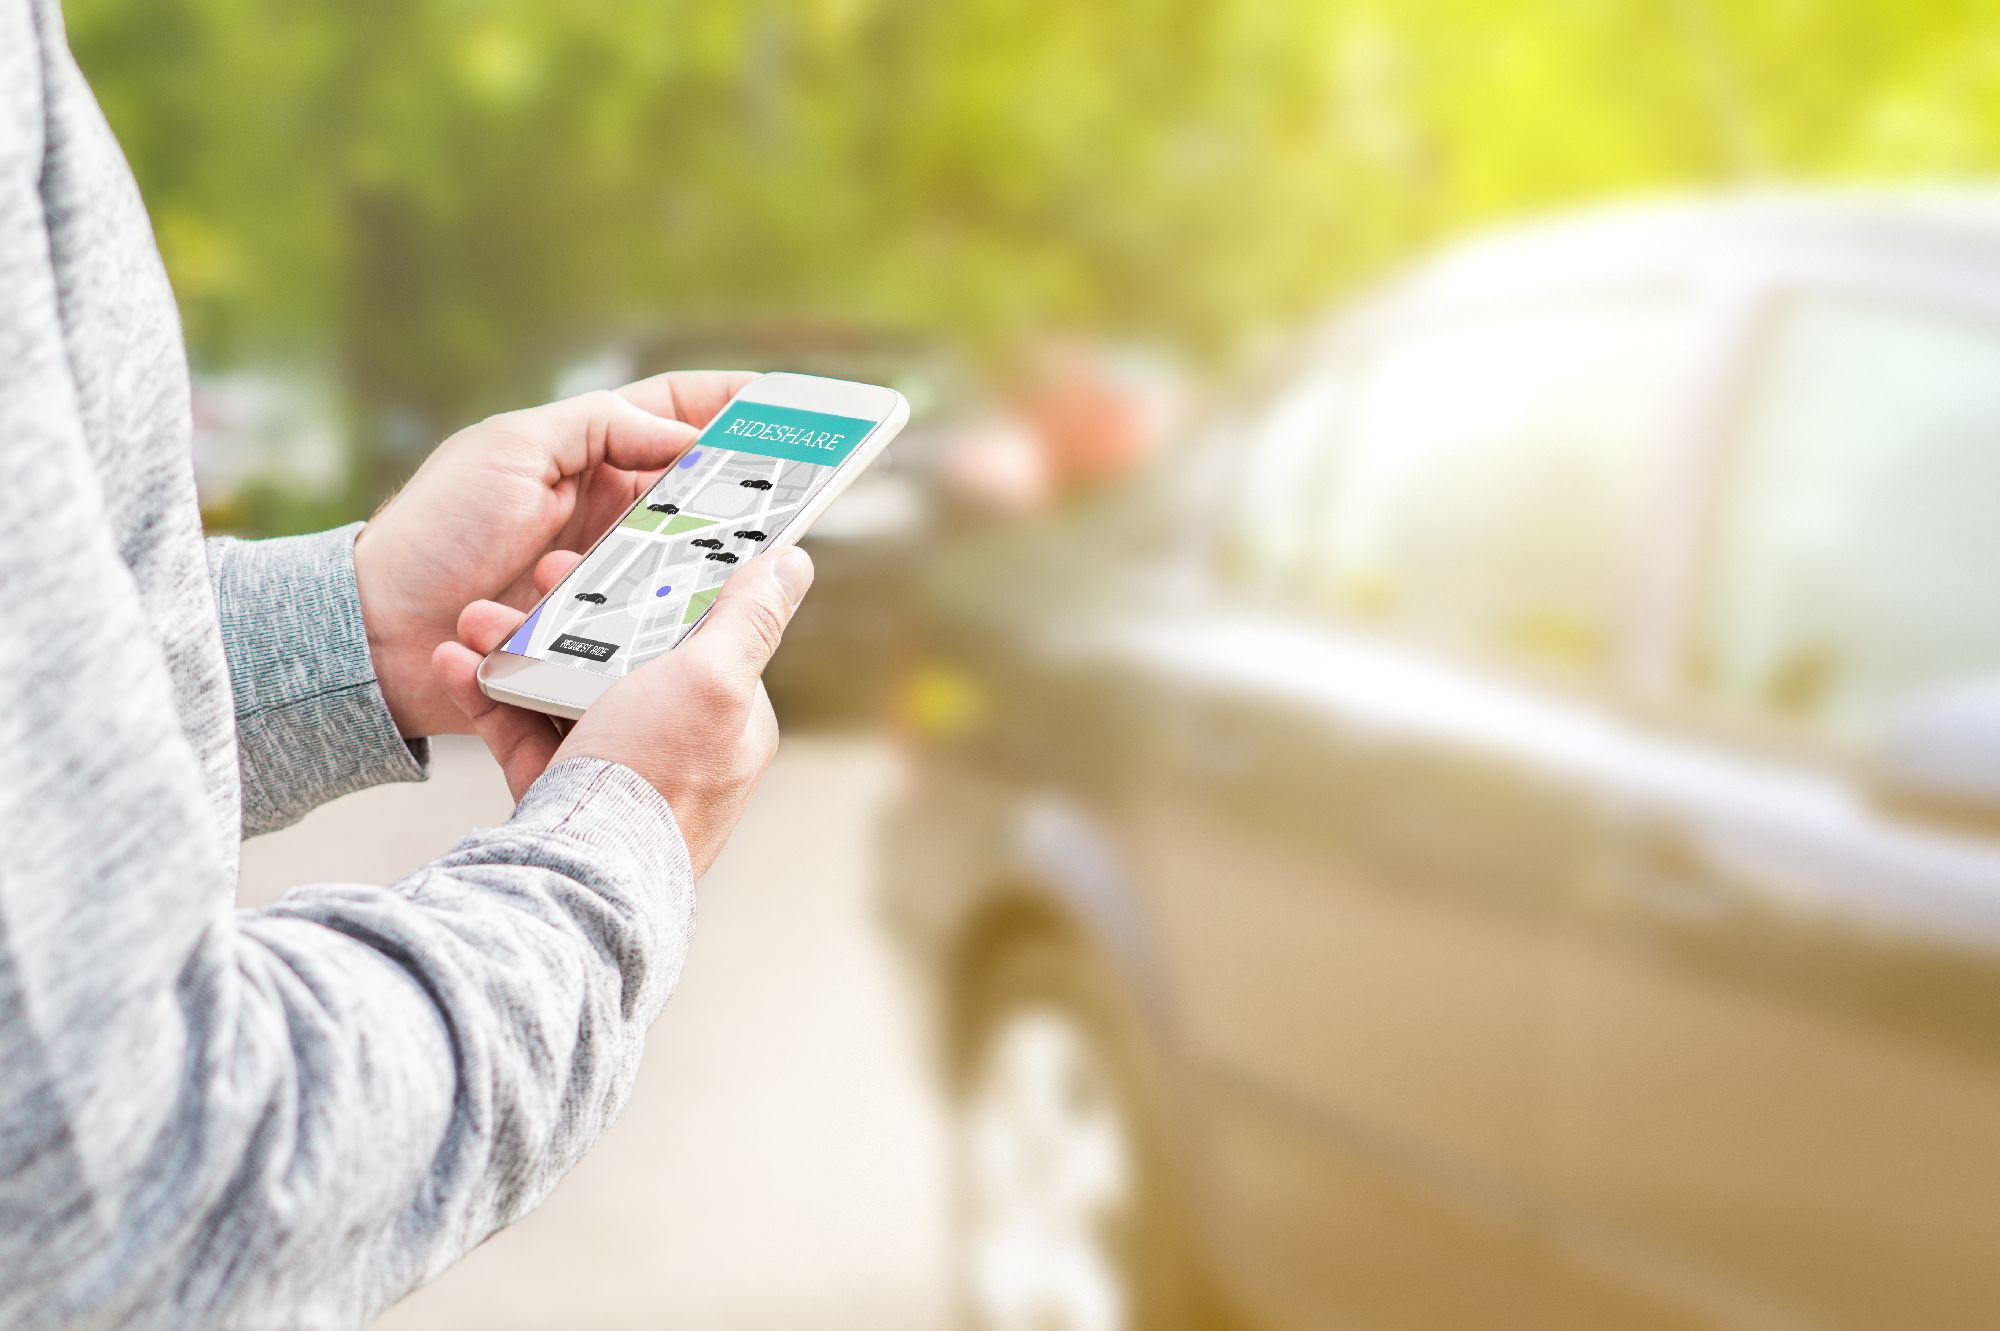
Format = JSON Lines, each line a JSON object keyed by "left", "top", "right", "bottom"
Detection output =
{"left": 512, "top": 758, "right": 694, "bottom": 897}
{"left": 211, "top": 522, "right": 429, "bottom": 834}
{"left": 509, "top": 758, "right": 698, "bottom": 1004}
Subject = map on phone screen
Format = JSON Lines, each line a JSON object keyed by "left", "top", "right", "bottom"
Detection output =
{"left": 501, "top": 400, "right": 875, "bottom": 678}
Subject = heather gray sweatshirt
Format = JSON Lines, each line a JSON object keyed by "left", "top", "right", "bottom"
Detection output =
{"left": 0, "top": 2, "right": 698, "bottom": 1327}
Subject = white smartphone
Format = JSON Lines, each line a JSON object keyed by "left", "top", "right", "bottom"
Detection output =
{"left": 478, "top": 372, "right": 910, "bottom": 718}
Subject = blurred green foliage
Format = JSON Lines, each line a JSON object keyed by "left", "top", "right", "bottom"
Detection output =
{"left": 66, "top": 0, "right": 2000, "bottom": 511}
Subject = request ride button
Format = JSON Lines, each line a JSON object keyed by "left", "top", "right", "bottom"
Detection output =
{"left": 551, "top": 634, "right": 620, "bottom": 663}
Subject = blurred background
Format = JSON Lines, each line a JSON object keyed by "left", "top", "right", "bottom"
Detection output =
{"left": 79, "top": 0, "right": 2000, "bottom": 1327}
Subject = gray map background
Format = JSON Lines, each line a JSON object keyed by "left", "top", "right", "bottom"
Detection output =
{"left": 518, "top": 444, "right": 830, "bottom": 677}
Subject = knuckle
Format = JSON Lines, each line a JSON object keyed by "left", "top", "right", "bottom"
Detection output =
{"left": 739, "top": 595, "right": 788, "bottom": 656}
{"left": 685, "top": 656, "right": 739, "bottom": 706}
{"left": 474, "top": 410, "right": 539, "bottom": 458}
{"left": 583, "top": 389, "right": 624, "bottom": 453}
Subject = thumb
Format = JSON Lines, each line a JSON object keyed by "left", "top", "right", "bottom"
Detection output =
{"left": 681, "top": 547, "right": 815, "bottom": 685}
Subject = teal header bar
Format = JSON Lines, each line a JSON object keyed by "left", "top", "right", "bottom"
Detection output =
{"left": 699, "top": 400, "right": 876, "bottom": 466}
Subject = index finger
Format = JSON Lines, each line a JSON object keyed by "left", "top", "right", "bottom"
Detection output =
{"left": 617, "top": 371, "right": 759, "bottom": 430}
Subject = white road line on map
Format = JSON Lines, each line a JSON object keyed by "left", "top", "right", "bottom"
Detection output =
{"left": 523, "top": 447, "right": 836, "bottom": 676}
{"left": 533, "top": 532, "right": 640, "bottom": 649}
{"left": 532, "top": 450, "right": 716, "bottom": 656}
{"left": 595, "top": 445, "right": 748, "bottom": 668}
{"left": 588, "top": 447, "right": 728, "bottom": 610}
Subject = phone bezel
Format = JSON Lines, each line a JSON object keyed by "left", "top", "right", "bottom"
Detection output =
{"left": 476, "top": 372, "right": 910, "bottom": 720}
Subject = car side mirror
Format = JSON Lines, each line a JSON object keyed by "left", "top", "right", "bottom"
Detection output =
{"left": 1869, "top": 681, "right": 2000, "bottom": 828}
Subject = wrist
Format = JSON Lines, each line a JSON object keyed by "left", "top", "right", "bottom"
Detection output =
{"left": 351, "top": 521, "right": 437, "bottom": 738}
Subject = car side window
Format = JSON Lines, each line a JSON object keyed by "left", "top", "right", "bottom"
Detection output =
{"left": 1695, "top": 294, "right": 2000, "bottom": 743}
{"left": 1315, "top": 297, "right": 1698, "bottom": 678}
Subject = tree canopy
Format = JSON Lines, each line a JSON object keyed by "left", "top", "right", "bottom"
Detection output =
{"left": 66, "top": 0, "right": 2000, "bottom": 513}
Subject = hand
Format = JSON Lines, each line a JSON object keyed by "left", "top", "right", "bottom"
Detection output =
{"left": 432, "top": 546, "right": 815, "bottom": 877}
{"left": 354, "top": 372, "right": 756, "bottom": 738}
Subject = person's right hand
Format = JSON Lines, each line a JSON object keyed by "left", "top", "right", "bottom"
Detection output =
{"left": 432, "top": 546, "right": 814, "bottom": 877}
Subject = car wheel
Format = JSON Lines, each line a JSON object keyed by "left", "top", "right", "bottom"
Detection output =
{"left": 952, "top": 932, "right": 1213, "bottom": 1331}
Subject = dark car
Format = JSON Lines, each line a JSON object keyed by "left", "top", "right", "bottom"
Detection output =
{"left": 733, "top": 529, "right": 768, "bottom": 542}
{"left": 690, "top": 538, "right": 724, "bottom": 550}
{"left": 883, "top": 195, "right": 2000, "bottom": 1331}
{"left": 704, "top": 551, "right": 739, "bottom": 564}
{"left": 740, "top": 478, "right": 773, "bottom": 490}
{"left": 572, "top": 592, "right": 607, "bottom": 604}
{"left": 648, "top": 502, "right": 679, "bottom": 514}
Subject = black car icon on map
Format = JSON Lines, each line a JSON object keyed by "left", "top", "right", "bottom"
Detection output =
{"left": 573, "top": 592, "right": 608, "bottom": 604}
{"left": 705, "top": 552, "right": 740, "bottom": 564}
{"left": 691, "top": 537, "right": 724, "bottom": 549}
{"left": 647, "top": 502, "right": 679, "bottom": 514}
{"left": 740, "top": 479, "right": 773, "bottom": 490}
{"left": 733, "top": 529, "right": 768, "bottom": 542}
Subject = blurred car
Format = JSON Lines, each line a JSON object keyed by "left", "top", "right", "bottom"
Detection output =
{"left": 691, "top": 537, "right": 725, "bottom": 550}
{"left": 883, "top": 194, "right": 2000, "bottom": 1331}
{"left": 734, "top": 529, "right": 768, "bottom": 541}
{"left": 572, "top": 592, "right": 608, "bottom": 604}
{"left": 648, "top": 501, "right": 680, "bottom": 514}
{"left": 740, "top": 478, "right": 774, "bottom": 491}
{"left": 706, "top": 551, "right": 739, "bottom": 564}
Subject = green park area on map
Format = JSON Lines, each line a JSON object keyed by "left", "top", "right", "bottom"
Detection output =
{"left": 682, "top": 587, "right": 720, "bottom": 625}
{"left": 619, "top": 509, "right": 718, "bottom": 536}
{"left": 542, "top": 444, "right": 829, "bottom": 676}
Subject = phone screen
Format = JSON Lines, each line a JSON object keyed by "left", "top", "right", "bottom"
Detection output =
{"left": 501, "top": 398, "right": 882, "bottom": 678}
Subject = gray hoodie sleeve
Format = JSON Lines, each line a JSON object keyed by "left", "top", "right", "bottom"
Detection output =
{"left": 208, "top": 524, "right": 433, "bottom": 836}
{"left": 0, "top": 740, "right": 698, "bottom": 1331}
{"left": 0, "top": 5, "right": 701, "bottom": 1326}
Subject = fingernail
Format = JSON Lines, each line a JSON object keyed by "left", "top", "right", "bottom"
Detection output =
{"left": 773, "top": 546, "right": 814, "bottom": 602}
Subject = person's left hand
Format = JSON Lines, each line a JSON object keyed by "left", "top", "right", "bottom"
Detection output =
{"left": 354, "top": 371, "right": 754, "bottom": 738}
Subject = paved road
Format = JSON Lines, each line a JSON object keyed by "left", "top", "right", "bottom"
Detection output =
{"left": 238, "top": 736, "right": 950, "bottom": 1331}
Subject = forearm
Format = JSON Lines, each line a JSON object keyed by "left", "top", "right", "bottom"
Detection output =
{"left": 227, "top": 758, "right": 695, "bottom": 1328}
{"left": 0, "top": 496, "right": 698, "bottom": 1327}
{"left": 2, "top": 758, "right": 694, "bottom": 1331}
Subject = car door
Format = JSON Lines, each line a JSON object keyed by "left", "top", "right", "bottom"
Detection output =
{"left": 1550, "top": 286, "right": 2000, "bottom": 1329}
{"left": 1113, "top": 294, "right": 1709, "bottom": 1329}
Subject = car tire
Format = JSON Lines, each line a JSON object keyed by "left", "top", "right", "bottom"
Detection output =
{"left": 950, "top": 928, "right": 1223, "bottom": 1331}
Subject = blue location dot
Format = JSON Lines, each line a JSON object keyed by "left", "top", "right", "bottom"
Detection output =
{"left": 655, "top": 585, "right": 673, "bottom": 598}
{"left": 678, "top": 449, "right": 702, "bottom": 469}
